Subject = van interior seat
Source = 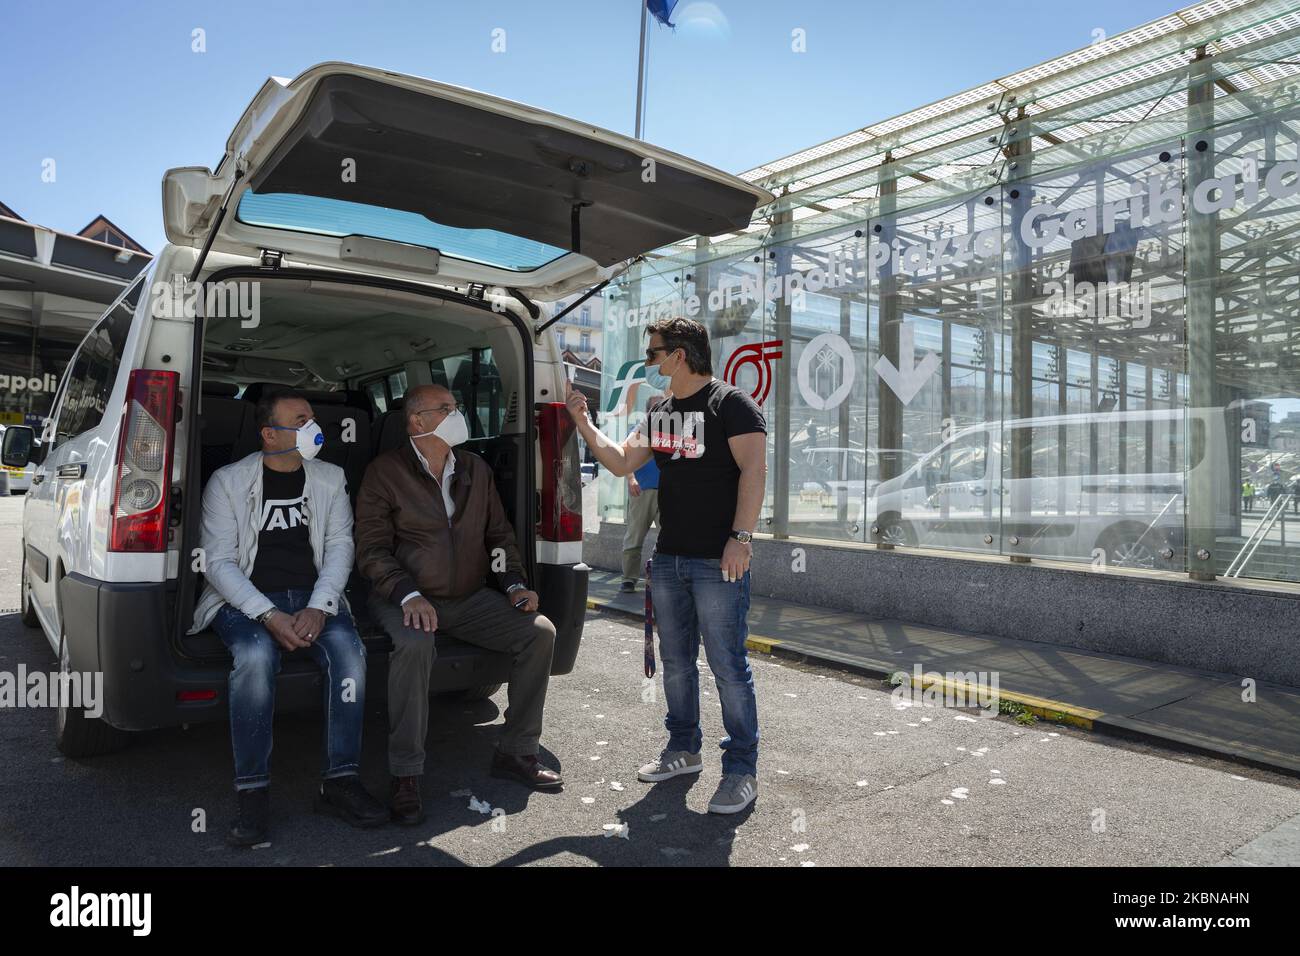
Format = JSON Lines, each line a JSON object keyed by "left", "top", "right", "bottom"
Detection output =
{"left": 373, "top": 397, "right": 406, "bottom": 457}
{"left": 198, "top": 381, "right": 257, "bottom": 489}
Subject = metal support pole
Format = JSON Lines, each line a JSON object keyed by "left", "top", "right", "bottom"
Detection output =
{"left": 771, "top": 199, "right": 794, "bottom": 540}
{"left": 1187, "top": 46, "right": 1220, "bottom": 581}
{"left": 634, "top": 1, "right": 649, "bottom": 139}
{"left": 1007, "top": 107, "right": 1034, "bottom": 562}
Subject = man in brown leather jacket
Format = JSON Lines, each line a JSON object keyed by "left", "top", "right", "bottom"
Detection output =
{"left": 355, "top": 384, "right": 562, "bottom": 825}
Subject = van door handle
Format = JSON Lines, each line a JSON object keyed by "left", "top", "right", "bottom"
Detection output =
{"left": 57, "top": 463, "right": 86, "bottom": 480}
{"left": 31, "top": 473, "right": 45, "bottom": 486}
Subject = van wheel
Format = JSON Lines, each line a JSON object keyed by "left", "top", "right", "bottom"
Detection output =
{"left": 875, "top": 514, "right": 915, "bottom": 547}
{"left": 20, "top": 555, "right": 39, "bottom": 628}
{"left": 461, "top": 683, "right": 503, "bottom": 701}
{"left": 1096, "top": 523, "right": 1161, "bottom": 570}
{"left": 55, "top": 630, "right": 130, "bottom": 758}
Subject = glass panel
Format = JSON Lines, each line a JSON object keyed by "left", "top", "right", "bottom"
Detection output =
{"left": 1000, "top": 143, "right": 1187, "bottom": 570}
{"left": 1204, "top": 102, "right": 1300, "bottom": 584}
{"left": 764, "top": 228, "right": 870, "bottom": 541}
{"left": 595, "top": 259, "right": 682, "bottom": 526}
{"left": 867, "top": 182, "right": 1004, "bottom": 554}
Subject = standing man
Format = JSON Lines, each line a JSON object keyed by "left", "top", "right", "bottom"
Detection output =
{"left": 620, "top": 392, "right": 664, "bottom": 594}
{"left": 190, "top": 388, "right": 388, "bottom": 846}
{"left": 566, "top": 318, "right": 767, "bottom": 815}
{"left": 356, "top": 385, "right": 562, "bottom": 827}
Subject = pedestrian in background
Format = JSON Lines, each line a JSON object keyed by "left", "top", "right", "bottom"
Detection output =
{"left": 620, "top": 392, "right": 665, "bottom": 594}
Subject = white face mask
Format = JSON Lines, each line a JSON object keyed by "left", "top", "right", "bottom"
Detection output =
{"left": 412, "top": 408, "right": 469, "bottom": 448}
{"left": 266, "top": 419, "right": 324, "bottom": 460}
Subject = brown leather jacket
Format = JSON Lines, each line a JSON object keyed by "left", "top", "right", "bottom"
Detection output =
{"left": 354, "top": 441, "right": 528, "bottom": 603}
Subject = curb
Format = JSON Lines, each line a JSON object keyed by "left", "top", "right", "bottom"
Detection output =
{"left": 587, "top": 595, "right": 1097, "bottom": 729}
{"left": 584, "top": 594, "right": 1300, "bottom": 776}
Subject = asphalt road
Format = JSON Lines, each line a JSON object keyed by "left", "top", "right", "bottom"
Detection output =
{"left": 1, "top": 495, "right": 1298, "bottom": 867}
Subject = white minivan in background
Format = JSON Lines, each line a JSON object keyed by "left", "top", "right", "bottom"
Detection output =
{"left": 2, "top": 62, "right": 771, "bottom": 756}
{"left": 869, "top": 407, "right": 1233, "bottom": 568}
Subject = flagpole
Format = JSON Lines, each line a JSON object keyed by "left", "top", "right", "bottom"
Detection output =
{"left": 634, "top": 0, "right": 648, "bottom": 138}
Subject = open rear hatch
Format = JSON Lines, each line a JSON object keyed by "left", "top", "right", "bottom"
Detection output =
{"left": 163, "top": 62, "right": 773, "bottom": 299}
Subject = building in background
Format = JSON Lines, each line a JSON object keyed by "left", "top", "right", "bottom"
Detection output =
{"left": 548, "top": 293, "right": 604, "bottom": 413}
{"left": 589, "top": 0, "right": 1300, "bottom": 674}
{"left": 0, "top": 202, "right": 151, "bottom": 428}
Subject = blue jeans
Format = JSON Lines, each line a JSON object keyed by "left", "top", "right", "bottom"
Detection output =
{"left": 650, "top": 552, "right": 758, "bottom": 776}
{"left": 211, "top": 589, "right": 367, "bottom": 791}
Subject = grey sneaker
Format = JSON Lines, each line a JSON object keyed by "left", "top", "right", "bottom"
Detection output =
{"left": 637, "top": 749, "right": 703, "bottom": 782}
{"left": 708, "top": 774, "right": 758, "bottom": 814}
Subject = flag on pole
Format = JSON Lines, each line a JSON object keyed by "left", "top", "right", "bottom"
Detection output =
{"left": 647, "top": 0, "right": 679, "bottom": 28}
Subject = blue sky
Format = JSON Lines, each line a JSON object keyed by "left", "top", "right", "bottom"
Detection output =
{"left": 1, "top": 0, "right": 1189, "bottom": 252}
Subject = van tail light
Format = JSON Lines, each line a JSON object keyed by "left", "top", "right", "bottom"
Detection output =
{"left": 109, "top": 369, "right": 178, "bottom": 552}
{"left": 536, "top": 402, "right": 582, "bottom": 542}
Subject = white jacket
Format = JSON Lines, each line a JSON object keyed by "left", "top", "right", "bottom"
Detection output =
{"left": 189, "top": 452, "right": 354, "bottom": 634}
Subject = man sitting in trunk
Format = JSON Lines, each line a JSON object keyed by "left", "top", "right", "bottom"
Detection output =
{"left": 190, "top": 388, "right": 388, "bottom": 846}
{"left": 355, "top": 384, "right": 562, "bottom": 826}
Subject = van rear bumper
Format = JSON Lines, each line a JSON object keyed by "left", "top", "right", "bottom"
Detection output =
{"left": 61, "top": 566, "right": 588, "bottom": 733}
{"left": 536, "top": 561, "right": 588, "bottom": 675}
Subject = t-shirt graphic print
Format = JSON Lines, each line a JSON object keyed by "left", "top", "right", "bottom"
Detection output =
{"left": 635, "top": 379, "right": 766, "bottom": 559}
{"left": 249, "top": 464, "right": 317, "bottom": 593}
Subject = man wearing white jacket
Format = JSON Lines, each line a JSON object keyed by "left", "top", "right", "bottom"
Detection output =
{"left": 190, "top": 388, "right": 386, "bottom": 845}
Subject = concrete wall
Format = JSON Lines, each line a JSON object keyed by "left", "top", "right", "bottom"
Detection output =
{"left": 586, "top": 521, "right": 1300, "bottom": 687}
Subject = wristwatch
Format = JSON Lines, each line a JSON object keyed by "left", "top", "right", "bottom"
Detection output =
{"left": 256, "top": 607, "right": 279, "bottom": 624}
{"left": 729, "top": 529, "right": 754, "bottom": 544}
{"left": 506, "top": 583, "right": 528, "bottom": 595}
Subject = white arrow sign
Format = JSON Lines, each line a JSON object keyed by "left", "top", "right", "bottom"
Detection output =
{"left": 874, "top": 321, "right": 939, "bottom": 405}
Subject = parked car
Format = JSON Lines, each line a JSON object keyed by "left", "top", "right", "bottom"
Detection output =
{"left": 1, "top": 62, "right": 771, "bottom": 755}
{"left": 868, "top": 408, "right": 1233, "bottom": 567}
{"left": 797, "top": 446, "right": 917, "bottom": 509}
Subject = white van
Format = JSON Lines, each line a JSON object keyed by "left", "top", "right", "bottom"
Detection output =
{"left": 1, "top": 63, "right": 771, "bottom": 756}
{"left": 0, "top": 425, "right": 34, "bottom": 493}
{"left": 869, "top": 407, "right": 1233, "bottom": 567}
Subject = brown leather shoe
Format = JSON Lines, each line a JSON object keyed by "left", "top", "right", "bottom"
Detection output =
{"left": 390, "top": 775, "right": 425, "bottom": 825}
{"left": 490, "top": 751, "right": 564, "bottom": 789}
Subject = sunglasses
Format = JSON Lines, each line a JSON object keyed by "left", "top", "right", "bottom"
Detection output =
{"left": 645, "top": 346, "right": 675, "bottom": 361}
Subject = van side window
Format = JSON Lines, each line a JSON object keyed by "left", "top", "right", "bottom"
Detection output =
{"left": 431, "top": 347, "right": 503, "bottom": 438}
{"left": 387, "top": 370, "right": 408, "bottom": 401}
{"left": 363, "top": 380, "right": 388, "bottom": 414}
{"left": 944, "top": 433, "right": 987, "bottom": 482}
{"left": 55, "top": 279, "right": 138, "bottom": 443}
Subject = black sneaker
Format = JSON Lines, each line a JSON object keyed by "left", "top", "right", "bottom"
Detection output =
{"left": 314, "top": 775, "right": 389, "bottom": 828}
{"left": 619, "top": 580, "right": 636, "bottom": 594}
{"left": 228, "top": 787, "right": 270, "bottom": 847}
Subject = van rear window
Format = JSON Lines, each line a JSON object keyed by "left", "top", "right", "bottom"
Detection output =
{"left": 236, "top": 192, "right": 567, "bottom": 272}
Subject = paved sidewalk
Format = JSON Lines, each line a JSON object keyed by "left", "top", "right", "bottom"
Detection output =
{"left": 587, "top": 570, "right": 1300, "bottom": 776}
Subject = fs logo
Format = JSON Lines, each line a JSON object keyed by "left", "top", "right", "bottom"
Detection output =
{"left": 604, "top": 359, "right": 648, "bottom": 415}
{"left": 724, "top": 340, "right": 783, "bottom": 407}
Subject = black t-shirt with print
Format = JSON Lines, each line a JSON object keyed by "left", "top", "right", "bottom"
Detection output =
{"left": 636, "top": 379, "right": 766, "bottom": 559}
{"left": 249, "top": 465, "right": 317, "bottom": 593}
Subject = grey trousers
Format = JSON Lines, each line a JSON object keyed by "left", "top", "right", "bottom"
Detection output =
{"left": 621, "top": 487, "right": 659, "bottom": 583}
{"left": 370, "top": 587, "right": 557, "bottom": 776}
